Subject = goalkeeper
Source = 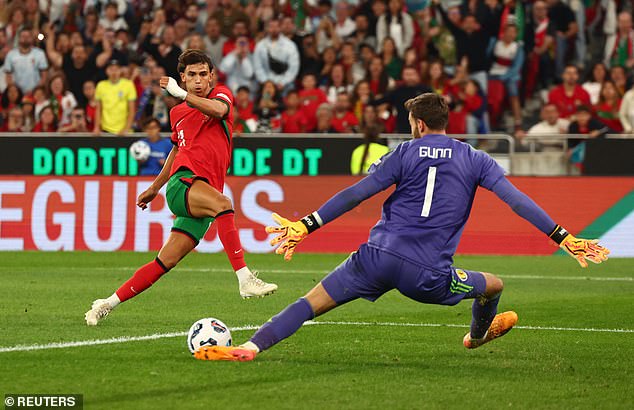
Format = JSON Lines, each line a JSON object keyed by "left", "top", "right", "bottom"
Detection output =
{"left": 197, "top": 93, "right": 610, "bottom": 362}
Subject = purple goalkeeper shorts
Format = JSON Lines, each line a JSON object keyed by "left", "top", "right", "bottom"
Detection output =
{"left": 321, "top": 244, "right": 487, "bottom": 306}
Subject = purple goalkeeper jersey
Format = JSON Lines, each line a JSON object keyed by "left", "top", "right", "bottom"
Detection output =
{"left": 316, "top": 133, "right": 556, "bottom": 272}
{"left": 366, "top": 134, "right": 504, "bottom": 270}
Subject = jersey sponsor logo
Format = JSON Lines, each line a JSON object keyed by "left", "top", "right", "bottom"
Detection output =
{"left": 419, "top": 146, "right": 452, "bottom": 159}
{"left": 455, "top": 269, "right": 468, "bottom": 281}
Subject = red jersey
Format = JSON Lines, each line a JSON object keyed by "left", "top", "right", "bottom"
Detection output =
{"left": 169, "top": 84, "right": 234, "bottom": 191}
{"left": 331, "top": 111, "right": 359, "bottom": 133}
{"left": 548, "top": 85, "right": 591, "bottom": 118}
{"left": 281, "top": 109, "right": 309, "bottom": 133}
{"left": 299, "top": 88, "right": 328, "bottom": 131}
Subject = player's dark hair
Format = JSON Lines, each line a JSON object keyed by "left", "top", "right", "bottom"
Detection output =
{"left": 404, "top": 93, "right": 449, "bottom": 131}
{"left": 177, "top": 49, "right": 214, "bottom": 74}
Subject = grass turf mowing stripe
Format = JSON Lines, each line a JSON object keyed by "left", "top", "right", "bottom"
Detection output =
{"left": 14, "top": 266, "right": 633, "bottom": 282}
{"left": 1, "top": 321, "right": 632, "bottom": 353}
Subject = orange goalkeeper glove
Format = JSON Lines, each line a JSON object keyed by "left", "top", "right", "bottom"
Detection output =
{"left": 549, "top": 225, "right": 610, "bottom": 268}
{"left": 265, "top": 212, "right": 322, "bottom": 261}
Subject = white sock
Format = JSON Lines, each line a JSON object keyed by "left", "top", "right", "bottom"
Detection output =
{"left": 240, "top": 341, "right": 260, "bottom": 352}
{"left": 235, "top": 266, "right": 252, "bottom": 283}
{"left": 106, "top": 293, "right": 121, "bottom": 308}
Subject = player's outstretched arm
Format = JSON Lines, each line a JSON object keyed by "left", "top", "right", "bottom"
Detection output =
{"left": 159, "top": 76, "right": 228, "bottom": 119}
{"left": 491, "top": 177, "right": 610, "bottom": 268}
{"left": 137, "top": 146, "right": 178, "bottom": 210}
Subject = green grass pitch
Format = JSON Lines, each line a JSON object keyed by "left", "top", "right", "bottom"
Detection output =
{"left": 1, "top": 251, "right": 633, "bottom": 409}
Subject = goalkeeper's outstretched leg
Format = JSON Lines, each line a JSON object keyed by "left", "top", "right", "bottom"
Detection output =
{"left": 463, "top": 272, "right": 518, "bottom": 349}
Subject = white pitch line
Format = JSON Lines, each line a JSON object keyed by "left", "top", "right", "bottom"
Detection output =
{"left": 1, "top": 321, "right": 632, "bottom": 354}
{"left": 4, "top": 266, "right": 632, "bottom": 282}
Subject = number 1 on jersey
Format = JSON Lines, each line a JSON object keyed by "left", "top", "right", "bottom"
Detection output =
{"left": 421, "top": 166, "right": 437, "bottom": 217}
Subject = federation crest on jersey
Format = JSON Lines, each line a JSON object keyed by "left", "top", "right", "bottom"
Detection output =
{"left": 455, "top": 269, "right": 468, "bottom": 281}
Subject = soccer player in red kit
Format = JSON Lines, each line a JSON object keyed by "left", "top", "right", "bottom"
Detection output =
{"left": 85, "top": 50, "right": 277, "bottom": 326}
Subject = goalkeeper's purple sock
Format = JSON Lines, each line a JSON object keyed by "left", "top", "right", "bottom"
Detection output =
{"left": 470, "top": 293, "right": 501, "bottom": 339}
{"left": 249, "top": 298, "right": 315, "bottom": 351}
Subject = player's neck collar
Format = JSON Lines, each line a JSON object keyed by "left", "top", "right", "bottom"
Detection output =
{"left": 421, "top": 133, "right": 447, "bottom": 138}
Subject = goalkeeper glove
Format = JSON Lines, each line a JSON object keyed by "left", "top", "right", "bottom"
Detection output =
{"left": 265, "top": 212, "right": 322, "bottom": 261}
{"left": 549, "top": 225, "right": 610, "bottom": 268}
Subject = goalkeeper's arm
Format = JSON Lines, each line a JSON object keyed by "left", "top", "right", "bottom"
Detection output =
{"left": 490, "top": 177, "right": 609, "bottom": 267}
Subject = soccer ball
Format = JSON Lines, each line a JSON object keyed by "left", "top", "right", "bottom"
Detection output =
{"left": 186, "top": 318, "right": 232, "bottom": 354}
{"left": 129, "top": 140, "right": 151, "bottom": 161}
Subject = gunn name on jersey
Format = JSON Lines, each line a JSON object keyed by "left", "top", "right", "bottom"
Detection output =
{"left": 419, "top": 146, "right": 452, "bottom": 159}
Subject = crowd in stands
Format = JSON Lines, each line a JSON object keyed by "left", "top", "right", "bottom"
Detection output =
{"left": 0, "top": 0, "right": 633, "bottom": 147}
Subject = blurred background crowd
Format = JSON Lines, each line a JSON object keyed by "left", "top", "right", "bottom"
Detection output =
{"left": 0, "top": 0, "right": 633, "bottom": 145}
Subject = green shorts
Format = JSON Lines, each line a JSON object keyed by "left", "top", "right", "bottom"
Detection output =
{"left": 166, "top": 169, "right": 214, "bottom": 244}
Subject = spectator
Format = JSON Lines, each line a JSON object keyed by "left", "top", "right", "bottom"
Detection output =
{"left": 0, "top": 106, "right": 25, "bottom": 132}
{"left": 3, "top": 26, "right": 48, "bottom": 94}
{"left": 376, "top": 0, "right": 414, "bottom": 58}
{"left": 325, "top": 64, "right": 353, "bottom": 104}
{"left": 32, "top": 85, "right": 49, "bottom": 120}
{"left": 99, "top": 2, "right": 128, "bottom": 32}
{"left": 299, "top": 34, "right": 323, "bottom": 77}
{"left": 609, "top": 65, "right": 628, "bottom": 96}
{"left": 365, "top": 55, "right": 394, "bottom": 97}
{"left": 582, "top": 63, "right": 609, "bottom": 105}
{"left": 252, "top": 1, "right": 278, "bottom": 36}
{"left": 620, "top": 82, "right": 634, "bottom": 133}
{"left": 253, "top": 18, "right": 300, "bottom": 93}
{"left": 280, "top": 15, "right": 303, "bottom": 52}
{"left": 424, "top": 3, "right": 459, "bottom": 70}
{"left": 316, "top": 16, "right": 342, "bottom": 53}
{"left": 526, "top": 103, "right": 570, "bottom": 136}
{"left": 594, "top": 80, "right": 623, "bottom": 132}
{"left": 219, "top": 36, "right": 255, "bottom": 94}
{"left": 299, "top": 73, "right": 329, "bottom": 132}
{"left": 222, "top": 20, "right": 254, "bottom": 57}
{"left": 489, "top": 24, "right": 524, "bottom": 131}
{"left": 93, "top": 27, "right": 129, "bottom": 68}
{"left": 567, "top": 105, "right": 613, "bottom": 170}
{"left": 604, "top": 11, "right": 634, "bottom": 69}
{"left": 204, "top": 17, "right": 227, "bottom": 65}
{"left": 340, "top": 41, "right": 366, "bottom": 84}
{"left": 360, "top": 104, "right": 391, "bottom": 132}
{"left": 546, "top": 0, "right": 578, "bottom": 79}
{"left": 255, "top": 80, "right": 282, "bottom": 133}
{"left": 32, "top": 105, "right": 58, "bottom": 132}
{"left": 213, "top": 0, "right": 249, "bottom": 38}
{"left": 460, "top": 79, "right": 488, "bottom": 134}
{"left": 1, "top": 84, "right": 22, "bottom": 115}
{"left": 318, "top": 46, "right": 338, "bottom": 85}
{"left": 350, "top": 13, "right": 377, "bottom": 49}
{"left": 350, "top": 124, "right": 390, "bottom": 175}
{"left": 45, "top": 25, "right": 101, "bottom": 106}
{"left": 434, "top": 0, "right": 500, "bottom": 93}
{"left": 234, "top": 86, "right": 257, "bottom": 134}
{"left": 547, "top": 64, "right": 591, "bottom": 119}
{"left": 184, "top": 33, "right": 205, "bottom": 52}
{"left": 136, "top": 118, "right": 172, "bottom": 176}
{"left": 0, "top": 28, "right": 10, "bottom": 67}
{"left": 58, "top": 107, "right": 90, "bottom": 132}
{"left": 370, "top": 65, "right": 431, "bottom": 133}
{"left": 141, "top": 26, "right": 182, "bottom": 79}
{"left": 314, "top": 102, "right": 337, "bottom": 133}
{"left": 174, "top": 18, "right": 194, "bottom": 51}
{"left": 334, "top": 1, "right": 356, "bottom": 38}
{"left": 331, "top": 91, "right": 359, "bottom": 133}
{"left": 379, "top": 37, "right": 403, "bottom": 80}
{"left": 524, "top": 0, "right": 555, "bottom": 99}
{"left": 351, "top": 79, "right": 373, "bottom": 121}
{"left": 20, "top": 94, "right": 35, "bottom": 131}
{"left": 424, "top": 59, "right": 451, "bottom": 96}
{"left": 82, "top": 80, "right": 97, "bottom": 131}
{"left": 94, "top": 59, "right": 137, "bottom": 135}
{"left": 47, "top": 74, "right": 77, "bottom": 127}
{"left": 281, "top": 90, "right": 309, "bottom": 133}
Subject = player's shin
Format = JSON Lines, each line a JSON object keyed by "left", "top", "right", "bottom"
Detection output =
{"left": 215, "top": 210, "right": 247, "bottom": 271}
{"left": 470, "top": 293, "right": 501, "bottom": 339}
{"left": 114, "top": 258, "right": 171, "bottom": 303}
{"left": 249, "top": 298, "right": 315, "bottom": 352}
